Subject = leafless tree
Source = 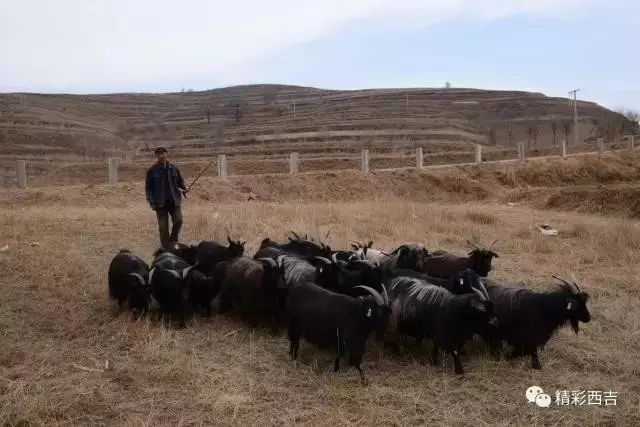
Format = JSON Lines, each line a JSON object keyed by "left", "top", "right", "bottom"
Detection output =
{"left": 587, "top": 118, "right": 599, "bottom": 139}
{"left": 506, "top": 124, "right": 514, "bottom": 146}
{"left": 620, "top": 109, "right": 639, "bottom": 136}
{"left": 225, "top": 97, "right": 248, "bottom": 124}
{"left": 486, "top": 125, "right": 497, "bottom": 145}
{"left": 550, "top": 122, "right": 558, "bottom": 147}
{"left": 526, "top": 125, "right": 538, "bottom": 148}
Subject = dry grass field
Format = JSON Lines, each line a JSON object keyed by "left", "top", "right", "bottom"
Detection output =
{"left": 1, "top": 154, "right": 639, "bottom": 425}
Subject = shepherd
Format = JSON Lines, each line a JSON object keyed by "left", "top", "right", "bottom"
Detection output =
{"left": 145, "top": 146, "right": 188, "bottom": 249}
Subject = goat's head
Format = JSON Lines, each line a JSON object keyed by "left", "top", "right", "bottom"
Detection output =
{"left": 354, "top": 284, "right": 391, "bottom": 340}
{"left": 467, "top": 241, "right": 499, "bottom": 277}
{"left": 257, "top": 257, "right": 286, "bottom": 291}
{"left": 391, "top": 243, "right": 430, "bottom": 271}
{"left": 552, "top": 275, "right": 591, "bottom": 334}
{"left": 128, "top": 273, "right": 151, "bottom": 312}
{"left": 226, "top": 236, "right": 246, "bottom": 258}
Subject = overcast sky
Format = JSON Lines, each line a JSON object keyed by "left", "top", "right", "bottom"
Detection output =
{"left": 1, "top": 0, "right": 638, "bottom": 111}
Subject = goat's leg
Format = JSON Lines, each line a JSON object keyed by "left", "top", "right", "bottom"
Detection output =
{"left": 452, "top": 349, "right": 464, "bottom": 375}
{"left": 356, "top": 365, "right": 367, "bottom": 386}
{"left": 430, "top": 344, "right": 440, "bottom": 366}
{"left": 530, "top": 349, "right": 542, "bottom": 370}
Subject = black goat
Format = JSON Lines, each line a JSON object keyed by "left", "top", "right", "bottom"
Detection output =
{"left": 107, "top": 249, "right": 151, "bottom": 313}
{"left": 482, "top": 275, "right": 591, "bottom": 369}
{"left": 380, "top": 243, "right": 430, "bottom": 272}
{"left": 160, "top": 242, "right": 198, "bottom": 265}
{"left": 182, "top": 265, "right": 218, "bottom": 316}
{"left": 386, "top": 276, "right": 496, "bottom": 375}
{"left": 152, "top": 251, "right": 190, "bottom": 271}
{"left": 387, "top": 268, "right": 487, "bottom": 298}
{"left": 196, "top": 237, "right": 245, "bottom": 275}
{"left": 425, "top": 241, "right": 498, "bottom": 278}
{"left": 287, "top": 282, "right": 382, "bottom": 384}
{"left": 149, "top": 266, "right": 190, "bottom": 328}
{"left": 218, "top": 256, "right": 285, "bottom": 327}
{"left": 258, "top": 234, "right": 332, "bottom": 259}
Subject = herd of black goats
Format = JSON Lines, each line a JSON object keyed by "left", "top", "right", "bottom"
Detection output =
{"left": 108, "top": 232, "right": 591, "bottom": 384}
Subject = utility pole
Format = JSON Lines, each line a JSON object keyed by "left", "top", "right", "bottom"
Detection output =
{"left": 568, "top": 89, "right": 580, "bottom": 146}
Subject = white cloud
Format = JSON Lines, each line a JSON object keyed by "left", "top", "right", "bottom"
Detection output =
{"left": 0, "top": 0, "right": 604, "bottom": 92}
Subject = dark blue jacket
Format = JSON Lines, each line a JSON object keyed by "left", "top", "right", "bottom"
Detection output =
{"left": 145, "top": 162, "right": 186, "bottom": 210}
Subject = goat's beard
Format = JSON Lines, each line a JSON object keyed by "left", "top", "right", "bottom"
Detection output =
{"left": 570, "top": 319, "right": 580, "bottom": 334}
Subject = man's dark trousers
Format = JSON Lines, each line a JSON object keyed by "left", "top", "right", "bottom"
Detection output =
{"left": 156, "top": 202, "right": 183, "bottom": 249}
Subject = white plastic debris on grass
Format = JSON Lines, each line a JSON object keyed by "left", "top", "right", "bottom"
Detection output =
{"left": 537, "top": 224, "right": 559, "bottom": 236}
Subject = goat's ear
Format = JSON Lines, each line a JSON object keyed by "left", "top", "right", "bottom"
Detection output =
{"left": 490, "top": 251, "right": 499, "bottom": 258}
{"left": 227, "top": 236, "right": 232, "bottom": 245}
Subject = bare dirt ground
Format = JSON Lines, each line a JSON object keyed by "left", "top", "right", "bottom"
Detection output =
{"left": 1, "top": 154, "right": 639, "bottom": 425}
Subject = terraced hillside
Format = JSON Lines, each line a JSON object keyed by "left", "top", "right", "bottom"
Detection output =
{"left": 0, "top": 85, "right": 628, "bottom": 185}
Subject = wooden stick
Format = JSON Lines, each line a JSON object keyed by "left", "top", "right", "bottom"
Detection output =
{"left": 186, "top": 160, "right": 214, "bottom": 192}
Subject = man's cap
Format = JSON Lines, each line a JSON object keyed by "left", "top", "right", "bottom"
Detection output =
{"left": 154, "top": 146, "right": 168, "bottom": 154}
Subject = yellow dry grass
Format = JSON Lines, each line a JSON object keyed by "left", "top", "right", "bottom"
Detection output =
{"left": 1, "top": 191, "right": 639, "bottom": 426}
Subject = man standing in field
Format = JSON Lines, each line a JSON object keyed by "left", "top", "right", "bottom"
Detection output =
{"left": 145, "top": 146, "right": 188, "bottom": 249}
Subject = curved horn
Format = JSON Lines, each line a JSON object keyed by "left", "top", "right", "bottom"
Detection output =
{"left": 552, "top": 275, "right": 580, "bottom": 294}
{"left": 471, "top": 286, "right": 487, "bottom": 301}
{"left": 380, "top": 283, "right": 390, "bottom": 306}
{"left": 390, "top": 245, "right": 407, "bottom": 255}
{"left": 354, "top": 285, "right": 384, "bottom": 306}
{"left": 313, "top": 256, "right": 332, "bottom": 265}
{"left": 466, "top": 240, "right": 481, "bottom": 250}
{"left": 289, "top": 230, "right": 300, "bottom": 239}
{"left": 257, "top": 257, "right": 277, "bottom": 268}
{"left": 331, "top": 253, "right": 338, "bottom": 263}
{"left": 570, "top": 273, "right": 582, "bottom": 293}
{"left": 181, "top": 265, "right": 194, "bottom": 280}
{"left": 489, "top": 239, "right": 498, "bottom": 249}
{"left": 129, "top": 273, "right": 146, "bottom": 286}
{"left": 227, "top": 236, "right": 233, "bottom": 245}
{"left": 276, "top": 255, "right": 287, "bottom": 268}
{"left": 168, "top": 269, "right": 181, "bottom": 279}
{"left": 148, "top": 267, "right": 156, "bottom": 284}
{"left": 477, "top": 281, "right": 490, "bottom": 300}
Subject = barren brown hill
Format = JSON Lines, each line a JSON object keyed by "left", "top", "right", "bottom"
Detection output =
{"left": 0, "top": 85, "right": 628, "bottom": 182}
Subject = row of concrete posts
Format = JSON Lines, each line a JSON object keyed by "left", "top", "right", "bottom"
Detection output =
{"left": 11, "top": 135, "right": 636, "bottom": 188}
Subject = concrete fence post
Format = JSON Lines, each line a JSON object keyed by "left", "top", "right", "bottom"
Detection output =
{"left": 217, "top": 154, "right": 228, "bottom": 179}
{"left": 561, "top": 139, "right": 567, "bottom": 158}
{"left": 361, "top": 149, "right": 369, "bottom": 173}
{"left": 518, "top": 142, "right": 526, "bottom": 163}
{"left": 16, "top": 160, "right": 27, "bottom": 189}
{"left": 629, "top": 135, "right": 635, "bottom": 152}
{"left": 289, "top": 152, "right": 299, "bottom": 175}
{"left": 107, "top": 157, "right": 118, "bottom": 185}
{"left": 474, "top": 144, "right": 482, "bottom": 163}
{"left": 597, "top": 137, "right": 604, "bottom": 156}
{"left": 416, "top": 147, "right": 423, "bottom": 169}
